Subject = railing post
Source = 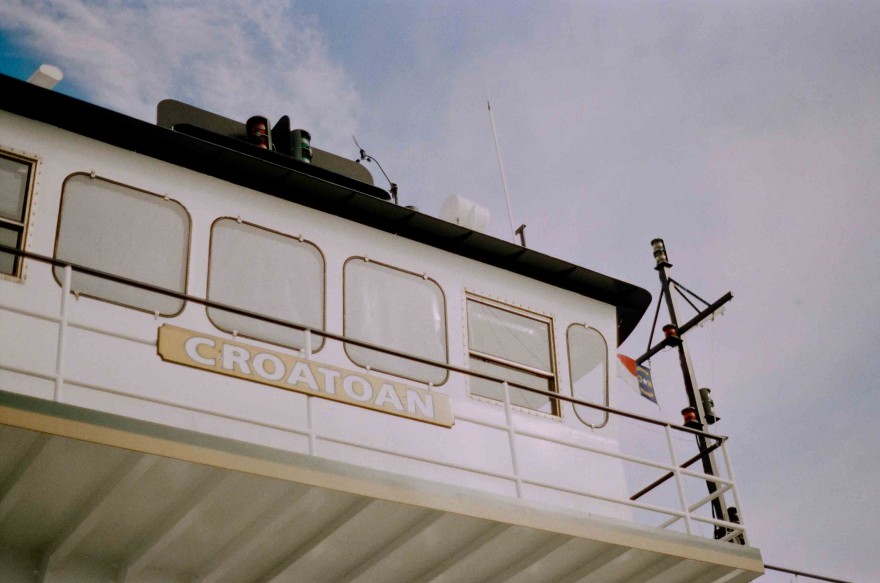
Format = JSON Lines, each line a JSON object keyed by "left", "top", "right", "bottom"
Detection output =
{"left": 665, "top": 424, "right": 693, "bottom": 535}
{"left": 54, "top": 265, "right": 72, "bottom": 402}
{"left": 501, "top": 381, "right": 523, "bottom": 498}
{"left": 303, "top": 329, "right": 317, "bottom": 455}
{"left": 721, "top": 440, "right": 748, "bottom": 544}
{"left": 306, "top": 395, "right": 317, "bottom": 456}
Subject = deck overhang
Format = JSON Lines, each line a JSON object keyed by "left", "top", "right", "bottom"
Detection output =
{"left": 0, "top": 391, "right": 762, "bottom": 583}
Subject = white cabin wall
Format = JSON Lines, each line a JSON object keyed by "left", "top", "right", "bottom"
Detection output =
{"left": 0, "top": 110, "right": 632, "bottom": 520}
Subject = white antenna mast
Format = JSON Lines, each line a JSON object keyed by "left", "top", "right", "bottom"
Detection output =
{"left": 484, "top": 77, "right": 517, "bottom": 243}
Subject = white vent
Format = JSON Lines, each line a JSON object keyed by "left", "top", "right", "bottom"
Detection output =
{"left": 27, "top": 64, "right": 63, "bottom": 90}
{"left": 439, "top": 195, "right": 490, "bottom": 233}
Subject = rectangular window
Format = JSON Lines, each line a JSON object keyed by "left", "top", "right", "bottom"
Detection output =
{"left": 467, "top": 296, "right": 558, "bottom": 415}
{"left": 207, "top": 219, "right": 324, "bottom": 351}
{"left": 54, "top": 174, "right": 190, "bottom": 315}
{"left": 344, "top": 258, "right": 448, "bottom": 385}
{"left": 0, "top": 152, "right": 36, "bottom": 278}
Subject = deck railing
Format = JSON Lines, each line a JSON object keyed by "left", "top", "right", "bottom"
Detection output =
{"left": 0, "top": 245, "right": 748, "bottom": 544}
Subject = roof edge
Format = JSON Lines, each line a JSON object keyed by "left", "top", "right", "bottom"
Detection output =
{"left": 0, "top": 73, "right": 651, "bottom": 344}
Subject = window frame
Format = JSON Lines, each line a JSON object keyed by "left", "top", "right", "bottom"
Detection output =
{"left": 206, "top": 217, "right": 327, "bottom": 353}
{"left": 0, "top": 148, "right": 38, "bottom": 281}
{"left": 465, "top": 293, "right": 560, "bottom": 417}
{"left": 566, "top": 323, "right": 611, "bottom": 429}
{"left": 52, "top": 172, "right": 192, "bottom": 316}
{"left": 342, "top": 256, "right": 450, "bottom": 386}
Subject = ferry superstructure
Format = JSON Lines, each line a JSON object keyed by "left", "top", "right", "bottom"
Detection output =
{"left": 0, "top": 72, "right": 763, "bottom": 582}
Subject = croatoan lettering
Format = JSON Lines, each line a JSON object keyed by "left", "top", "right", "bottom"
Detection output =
{"left": 163, "top": 325, "right": 454, "bottom": 427}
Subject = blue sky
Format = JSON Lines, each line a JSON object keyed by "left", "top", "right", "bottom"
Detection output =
{"left": 2, "top": 1, "right": 879, "bottom": 580}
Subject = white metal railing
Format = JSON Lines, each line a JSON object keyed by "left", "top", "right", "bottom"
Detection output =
{"left": 0, "top": 246, "right": 748, "bottom": 544}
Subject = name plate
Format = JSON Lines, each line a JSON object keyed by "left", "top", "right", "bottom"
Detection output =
{"left": 157, "top": 325, "right": 454, "bottom": 427}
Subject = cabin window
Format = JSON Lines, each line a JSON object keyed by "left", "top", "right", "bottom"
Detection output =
{"left": 207, "top": 219, "right": 324, "bottom": 351}
{"left": 567, "top": 324, "right": 609, "bottom": 427}
{"left": 54, "top": 174, "right": 190, "bottom": 315}
{"left": 466, "top": 296, "right": 558, "bottom": 415}
{"left": 0, "top": 151, "right": 36, "bottom": 278}
{"left": 344, "top": 258, "right": 448, "bottom": 385}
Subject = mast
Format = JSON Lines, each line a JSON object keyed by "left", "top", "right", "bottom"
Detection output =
{"left": 647, "top": 238, "right": 733, "bottom": 536}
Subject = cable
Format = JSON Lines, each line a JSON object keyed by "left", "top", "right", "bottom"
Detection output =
{"left": 352, "top": 136, "right": 398, "bottom": 204}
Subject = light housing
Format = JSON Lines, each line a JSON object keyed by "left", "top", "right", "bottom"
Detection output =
{"left": 651, "top": 238, "right": 671, "bottom": 268}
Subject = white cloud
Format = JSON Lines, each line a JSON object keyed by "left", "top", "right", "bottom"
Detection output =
{"left": 0, "top": 0, "right": 362, "bottom": 152}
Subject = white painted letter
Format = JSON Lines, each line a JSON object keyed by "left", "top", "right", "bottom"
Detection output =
{"left": 343, "top": 375, "right": 373, "bottom": 402}
{"left": 253, "top": 353, "right": 284, "bottom": 381}
{"left": 406, "top": 389, "right": 435, "bottom": 419}
{"left": 287, "top": 362, "right": 319, "bottom": 391}
{"left": 185, "top": 337, "right": 216, "bottom": 366}
{"left": 375, "top": 383, "right": 404, "bottom": 411}
{"left": 316, "top": 367, "right": 340, "bottom": 394}
{"left": 222, "top": 344, "right": 252, "bottom": 374}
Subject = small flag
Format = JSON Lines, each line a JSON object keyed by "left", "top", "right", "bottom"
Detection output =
{"left": 617, "top": 354, "right": 658, "bottom": 404}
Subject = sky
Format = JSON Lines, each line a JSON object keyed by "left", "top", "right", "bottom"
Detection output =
{"left": 2, "top": 1, "right": 878, "bottom": 580}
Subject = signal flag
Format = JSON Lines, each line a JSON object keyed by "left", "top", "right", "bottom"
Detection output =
{"left": 617, "top": 354, "right": 658, "bottom": 404}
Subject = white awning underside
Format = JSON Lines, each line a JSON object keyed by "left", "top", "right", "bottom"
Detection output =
{"left": 0, "top": 414, "right": 763, "bottom": 583}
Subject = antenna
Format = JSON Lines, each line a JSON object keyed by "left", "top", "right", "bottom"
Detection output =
{"left": 352, "top": 136, "right": 398, "bottom": 204}
{"left": 484, "top": 78, "right": 517, "bottom": 243}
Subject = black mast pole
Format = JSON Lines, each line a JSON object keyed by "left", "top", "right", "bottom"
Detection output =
{"left": 650, "top": 239, "right": 731, "bottom": 534}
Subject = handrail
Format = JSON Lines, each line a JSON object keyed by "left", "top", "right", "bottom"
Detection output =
{"left": 764, "top": 564, "right": 852, "bottom": 583}
{"left": 629, "top": 439, "right": 724, "bottom": 500}
{"left": 1, "top": 243, "right": 745, "bottom": 543}
{"left": 0, "top": 244, "right": 726, "bottom": 442}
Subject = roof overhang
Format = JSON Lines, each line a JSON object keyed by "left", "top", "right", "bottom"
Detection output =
{"left": 0, "top": 73, "right": 651, "bottom": 344}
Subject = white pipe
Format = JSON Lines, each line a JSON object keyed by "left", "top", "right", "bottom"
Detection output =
{"left": 678, "top": 467, "right": 735, "bottom": 486}
{"left": 521, "top": 476, "right": 688, "bottom": 519}
{"left": 307, "top": 397, "right": 316, "bottom": 456}
{"left": 0, "top": 303, "right": 155, "bottom": 346}
{"left": 501, "top": 381, "right": 523, "bottom": 497}
{"left": 665, "top": 425, "right": 692, "bottom": 535}
{"left": 54, "top": 266, "right": 72, "bottom": 402}
{"left": 722, "top": 441, "right": 749, "bottom": 544}
{"left": 318, "top": 433, "right": 515, "bottom": 482}
{"left": 514, "top": 426, "right": 681, "bottom": 473}
{"left": 688, "top": 483, "right": 732, "bottom": 513}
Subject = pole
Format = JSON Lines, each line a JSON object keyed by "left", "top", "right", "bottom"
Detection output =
{"left": 484, "top": 78, "right": 517, "bottom": 243}
{"left": 651, "top": 239, "right": 731, "bottom": 533}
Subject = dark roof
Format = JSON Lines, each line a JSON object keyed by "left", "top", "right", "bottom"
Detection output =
{"left": 0, "top": 73, "right": 651, "bottom": 344}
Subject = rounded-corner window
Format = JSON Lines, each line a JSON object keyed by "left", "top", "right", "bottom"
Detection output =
{"left": 53, "top": 173, "right": 190, "bottom": 315}
{"left": 343, "top": 257, "right": 448, "bottom": 385}
{"left": 207, "top": 218, "right": 325, "bottom": 352}
{"left": 567, "top": 323, "right": 609, "bottom": 428}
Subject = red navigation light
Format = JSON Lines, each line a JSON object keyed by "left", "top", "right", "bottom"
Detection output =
{"left": 681, "top": 407, "right": 698, "bottom": 425}
{"left": 246, "top": 116, "right": 272, "bottom": 150}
